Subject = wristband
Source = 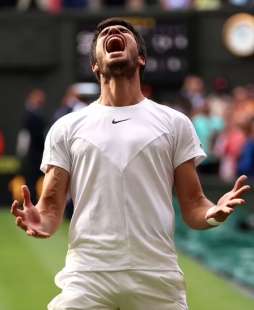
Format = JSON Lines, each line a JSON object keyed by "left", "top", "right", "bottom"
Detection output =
{"left": 205, "top": 206, "right": 225, "bottom": 226}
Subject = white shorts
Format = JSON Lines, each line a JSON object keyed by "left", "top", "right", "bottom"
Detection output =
{"left": 48, "top": 269, "right": 188, "bottom": 310}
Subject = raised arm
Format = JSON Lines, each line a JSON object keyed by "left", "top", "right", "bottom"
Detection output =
{"left": 174, "top": 159, "right": 250, "bottom": 229}
{"left": 11, "top": 166, "right": 70, "bottom": 238}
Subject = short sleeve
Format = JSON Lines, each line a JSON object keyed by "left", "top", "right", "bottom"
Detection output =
{"left": 40, "top": 120, "right": 71, "bottom": 174}
{"left": 173, "top": 114, "right": 206, "bottom": 169}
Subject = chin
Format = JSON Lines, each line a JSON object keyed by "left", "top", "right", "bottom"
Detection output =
{"left": 100, "top": 55, "right": 138, "bottom": 79}
{"left": 106, "top": 60, "right": 130, "bottom": 76}
{"left": 107, "top": 54, "right": 128, "bottom": 65}
{"left": 109, "top": 58, "right": 128, "bottom": 68}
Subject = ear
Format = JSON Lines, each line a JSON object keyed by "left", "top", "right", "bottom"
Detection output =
{"left": 92, "top": 63, "right": 99, "bottom": 75}
{"left": 138, "top": 56, "right": 146, "bottom": 67}
{"left": 91, "top": 63, "right": 101, "bottom": 81}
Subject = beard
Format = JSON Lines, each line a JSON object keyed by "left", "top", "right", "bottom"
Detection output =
{"left": 98, "top": 53, "right": 139, "bottom": 81}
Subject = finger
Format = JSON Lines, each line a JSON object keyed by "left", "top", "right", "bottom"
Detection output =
{"left": 220, "top": 206, "right": 234, "bottom": 215}
{"left": 207, "top": 206, "right": 234, "bottom": 222}
{"left": 22, "top": 185, "right": 32, "bottom": 208}
{"left": 232, "top": 175, "right": 248, "bottom": 191}
{"left": 11, "top": 200, "right": 23, "bottom": 217}
{"left": 35, "top": 229, "right": 50, "bottom": 238}
{"left": 206, "top": 205, "right": 233, "bottom": 218}
{"left": 226, "top": 198, "right": 246, "bottom": 207}
{"left": 26, "top": 229, "right": 36, "bottom": 237}
{"left": 16, "top": 217, "right": 28, "bottom": 231}
{"left": 27, "top": 229, "right": 50, "bottom": 239}
{"left": 215, "top": 206, "right": 235, "bottom": 218}
{"left": 232, "top": 185, "right": 251, "bottom": 198}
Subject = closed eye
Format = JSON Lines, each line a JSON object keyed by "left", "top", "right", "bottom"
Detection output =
{"left": 99, "top": 28, "right": 109, "bottom": 37}
{"left": 99, "top": 26, "right": 132, "bottom": 37}
{"left": 119, "top": 27, "right": 129, "bottom": 33}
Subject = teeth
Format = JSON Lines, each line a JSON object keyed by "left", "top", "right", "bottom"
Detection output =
{"left": 106, "top": 37, "right": 125, "bottom": 53}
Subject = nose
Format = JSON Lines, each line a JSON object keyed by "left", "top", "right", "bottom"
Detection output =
{"left": 108, "top": 27, "right": 121, "bottom": 36}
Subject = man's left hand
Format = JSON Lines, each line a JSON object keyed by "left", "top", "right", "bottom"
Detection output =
{"left": 206, "top": 175, "right": 251, "bottom": 223}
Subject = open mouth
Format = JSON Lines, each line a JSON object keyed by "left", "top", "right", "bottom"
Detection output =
{"left": 106, "top": 36, "right": 125, "bottom": 53}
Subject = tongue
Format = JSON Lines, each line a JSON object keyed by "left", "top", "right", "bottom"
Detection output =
{"left": 106, "top": 37, "right": 125, "bottom": 53}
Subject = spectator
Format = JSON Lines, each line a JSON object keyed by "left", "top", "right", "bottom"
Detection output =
{"left": 164, "top": 94, "right": 192, "bottom": 117}
{"left": 192, "top": 101, "right": 224, "bottom": 174}
{"left": 53, "top": 85, "right": 87, "bottom": 122}
{"left": 237, "top": 117, "right": 254, "bottom": 178}
{"left": 214, "top": 105, "right": 246, "bottom": 182}
{"left": 207, "top": 77, "right": 230, "bottom": 118}
{"left": 231, "top": 86, "right": 254, "bottom": 128}
{"left": 181, "top": 75, "right": 206, "bottom": 115}
{"left": 16, "top": 88, "right": 47, "bottom": 202}
{"left": 236, "top": 116, "right": 254, "bottom": 231}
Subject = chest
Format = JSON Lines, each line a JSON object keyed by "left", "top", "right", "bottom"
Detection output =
{"left": 70, "top": 113, "right": 174, "bottom": 170}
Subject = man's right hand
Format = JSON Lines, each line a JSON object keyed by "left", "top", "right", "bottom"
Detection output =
{"left": 11, "top": 185, "right": 51, "bottom": 238}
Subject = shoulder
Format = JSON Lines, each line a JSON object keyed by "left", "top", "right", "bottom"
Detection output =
{"left": 49, "top": 103, "right": 95, "bottom": 134}
{"left": 145, "top": 98, "right": 191, "bottom": 125}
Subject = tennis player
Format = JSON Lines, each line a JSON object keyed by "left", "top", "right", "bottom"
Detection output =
{"left": 11, "top": 18, "right": 250, "bottom": 310}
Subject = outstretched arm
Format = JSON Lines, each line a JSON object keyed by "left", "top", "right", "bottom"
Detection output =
{"left": 174, "top": 159, "right": 250, "bottom": 229}
{"left": 11, "top": 166, "right": 70, "bottom": 238}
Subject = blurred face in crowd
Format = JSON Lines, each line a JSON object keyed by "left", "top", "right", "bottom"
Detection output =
{"left": 92, "top": 24, "right": 145, "bottom": 81}
{"left": 27, "top": 89, "right": 46, "bottom": 109}
{"left": 232, "top": 86, "right": 249, "bottom": 103}
{"left": 184, "top": 75, "right": 204, "bottom": 95}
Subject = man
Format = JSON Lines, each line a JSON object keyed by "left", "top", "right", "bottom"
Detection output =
{"left": 11, "top": 18, "right": 250, "bottom": 310}
{"left": 16, "top": 88, "right": 47, "bottom": 202}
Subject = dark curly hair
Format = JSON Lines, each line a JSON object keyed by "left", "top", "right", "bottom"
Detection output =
{"left": 90, "top": 17, "right": 147, "bottom": 80}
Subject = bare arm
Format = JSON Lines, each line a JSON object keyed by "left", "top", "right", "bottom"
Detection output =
{"left": 11, "top": 166, "right": 70, "bottom": 238}
{"left": 174, "top": 159, "right": 250, "bottom": 229}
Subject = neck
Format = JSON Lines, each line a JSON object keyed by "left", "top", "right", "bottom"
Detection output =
{"left": 99, "top": 71, "right": 145, "bottom": 107}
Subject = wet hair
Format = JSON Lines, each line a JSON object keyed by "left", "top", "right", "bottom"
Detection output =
{"left": 90, "top": 17, "right": 147, "bottom": 79}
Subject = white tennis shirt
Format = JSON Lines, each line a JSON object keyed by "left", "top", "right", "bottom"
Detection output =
{"left": 41, "top": 98, "right": 206, "bottom": 272}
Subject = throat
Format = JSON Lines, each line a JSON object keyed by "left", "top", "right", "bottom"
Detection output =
{"left": 100, "top": 79, "right": 144, "bottom": 107}
{"left": 99, "top": 67, "right": 144, "bottom": 107}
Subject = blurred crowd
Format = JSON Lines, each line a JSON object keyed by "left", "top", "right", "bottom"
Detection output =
{"left": 167, "top": 75, "right": 254, "bottom": 184}
{"left": 0, "top": 0, "right": 254, "bottom": 12}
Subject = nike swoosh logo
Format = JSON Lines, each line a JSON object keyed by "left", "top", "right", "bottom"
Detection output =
{"left": 112, "top": 118, "right": 130, "bottom": 124}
